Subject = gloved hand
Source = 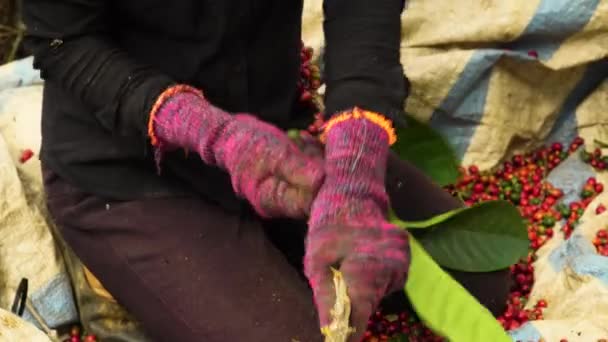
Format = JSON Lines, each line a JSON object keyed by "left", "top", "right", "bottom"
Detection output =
{"left": 149, "top": 85, "right": 324, "bottom": 219}
{"left": 303, "top": 109, "right": 411, "bottom": 341}
{"left": 289, "top": 130, "right": 325, "bottom": 160}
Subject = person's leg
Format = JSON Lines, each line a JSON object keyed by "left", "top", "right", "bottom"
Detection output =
{"left": 43, "top": 168, "right": 323, "bottom": 342}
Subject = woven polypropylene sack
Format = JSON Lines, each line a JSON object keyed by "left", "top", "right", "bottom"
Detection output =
{"left": 0, "top": 308, "right": 52, "bottom": 342}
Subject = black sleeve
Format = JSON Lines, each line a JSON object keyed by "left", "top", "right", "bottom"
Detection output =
{"left": 22, "top": 0, "right": 175, "bottom": 136}
{"left": 322, "top": 0, "right": 409, "bottom": 121}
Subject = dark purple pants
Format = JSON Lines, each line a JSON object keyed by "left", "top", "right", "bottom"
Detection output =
{"left": 43, "top": 154, "right": 510, "bottom": 342}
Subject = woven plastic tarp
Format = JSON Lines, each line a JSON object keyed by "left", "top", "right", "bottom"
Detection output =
{"left": 0, "top": 57, "right": 145, "bottom": 341}
{"left": 0, "top": 57, "right": 77, "bottom": 339}
{"left": 0, "top": 308, "right": 51, "bottom": 342}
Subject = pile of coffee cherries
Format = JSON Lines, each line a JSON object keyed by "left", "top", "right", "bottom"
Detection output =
{"left": 298, "top": 43, "right": 322, "bottom": 107}
{"left": 361, "top": 137, "right": 606, "bottom": 341}
{"left": 62, "top": 326, "right": 96, "bottom": 342}
{"left": 581, "top": 146, "right": 608, "bottom": 171}
{"left": 299, "top": 43, "right": 326, "bottom": 135}
{"left": 362, "top": 311, "right": 443, "bottom": 342}
{"left": 593, "top": 229, "right": 608, "bottom": 256}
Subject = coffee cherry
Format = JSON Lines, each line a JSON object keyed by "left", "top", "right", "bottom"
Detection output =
{"left": 70, "top": 326, "right": 80, "bottom": 337}
{"left": 19, "top": 149, "right": 34, "bottom": 163}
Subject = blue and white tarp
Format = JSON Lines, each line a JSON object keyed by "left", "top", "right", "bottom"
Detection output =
{"left": 0, "top": 57, "right": 75, "bottom": 340}
{"left": 304, "top": 0, "right": 608, "bottom": 340}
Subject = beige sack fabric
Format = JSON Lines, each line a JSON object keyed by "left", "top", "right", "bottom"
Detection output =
{"left": 0, "top": 59, "right": 145, "bottom": 340}
{"left": 0, "top": 80, "right": 77, "bottom": 332}
{"left": 0, "top": 308, "right": 52, "bottom": 342}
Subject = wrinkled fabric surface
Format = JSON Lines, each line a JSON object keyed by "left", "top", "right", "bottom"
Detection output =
{"left": 0, "top": 308, "right": 51, "bottom": 342}
{"left": 0, "top": 58, "right": 77, "bottom": 335}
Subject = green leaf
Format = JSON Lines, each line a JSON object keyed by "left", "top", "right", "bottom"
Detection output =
{"left": 390, "top": 201, "right": 528, "bottom": 272}
{"left": 415, "top": 201, "right": 527, "bottom": 272}
{"left": 405, "top": 236, "right": 512, "bottom": 342}
{"left": 389, "top": 206, "right": 468, "bottom": 230}
{"left": 392, "top": 115, "right": 460, "bottom": 186}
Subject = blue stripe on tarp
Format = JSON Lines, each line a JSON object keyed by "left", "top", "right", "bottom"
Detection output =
{"left": 506, "top": 0, "right": 601, "bottom": 60}
{"left": 548, "top": 234, "right": 608, "bottom": 286}
{"left": 0, "top": 56, "right": 42, "bottom": 91}
{"left": 572, "top": 253, "right": 608, "bottom": 286}
{"left": 21, "top": 272, "right": 78, "bottom": 329}
{"left": 546, "top": 60, "right": 608, "bottom": 145}
{"left": 546, "top": 153, "right": 596, "bottom": 204}
{"left": 429, "top": 50, "right": 502, "bottom": 160}
{"left": 549, "top": 234, "right": 596, "bottom": 270}
{"left": 428, "top": 53, "right": 606, "bottom": 163}
{"left": 509, "top": 322, "right": 543, "bottom": 342}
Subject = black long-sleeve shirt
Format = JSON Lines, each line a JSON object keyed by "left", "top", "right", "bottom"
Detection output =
{"left": 22, "top": 0, "right": 407, "bottom": 207}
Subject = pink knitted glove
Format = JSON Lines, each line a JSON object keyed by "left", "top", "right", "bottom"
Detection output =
{"left": 304, "top": 110, "right": 410, "bottom": 341}
{"left": 149, "top": 85, "right": 324, "bottom": 219}
{"left": 291, "top": 130, "right": 325, "bottom": 160}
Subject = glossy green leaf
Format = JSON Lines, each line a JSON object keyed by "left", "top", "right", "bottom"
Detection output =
{"left": 392, "top": 115, "right": 460, "bottom": 186}
{"left": 390, "top": 201, "right": 528, "bottom": 272}
{"left": 414, "top": 201, "right": 527, "bottom": 272}
{"left": 405, "top": 236, "right": 512, "bottom": 342}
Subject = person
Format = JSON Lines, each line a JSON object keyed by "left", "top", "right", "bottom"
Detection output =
{"left": 22, "top": 1, "right": 509, "bottom": 341}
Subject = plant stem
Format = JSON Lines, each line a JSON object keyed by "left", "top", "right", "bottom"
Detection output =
{"left": 6, "top": 22, "right": 24, "bottom": 63}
